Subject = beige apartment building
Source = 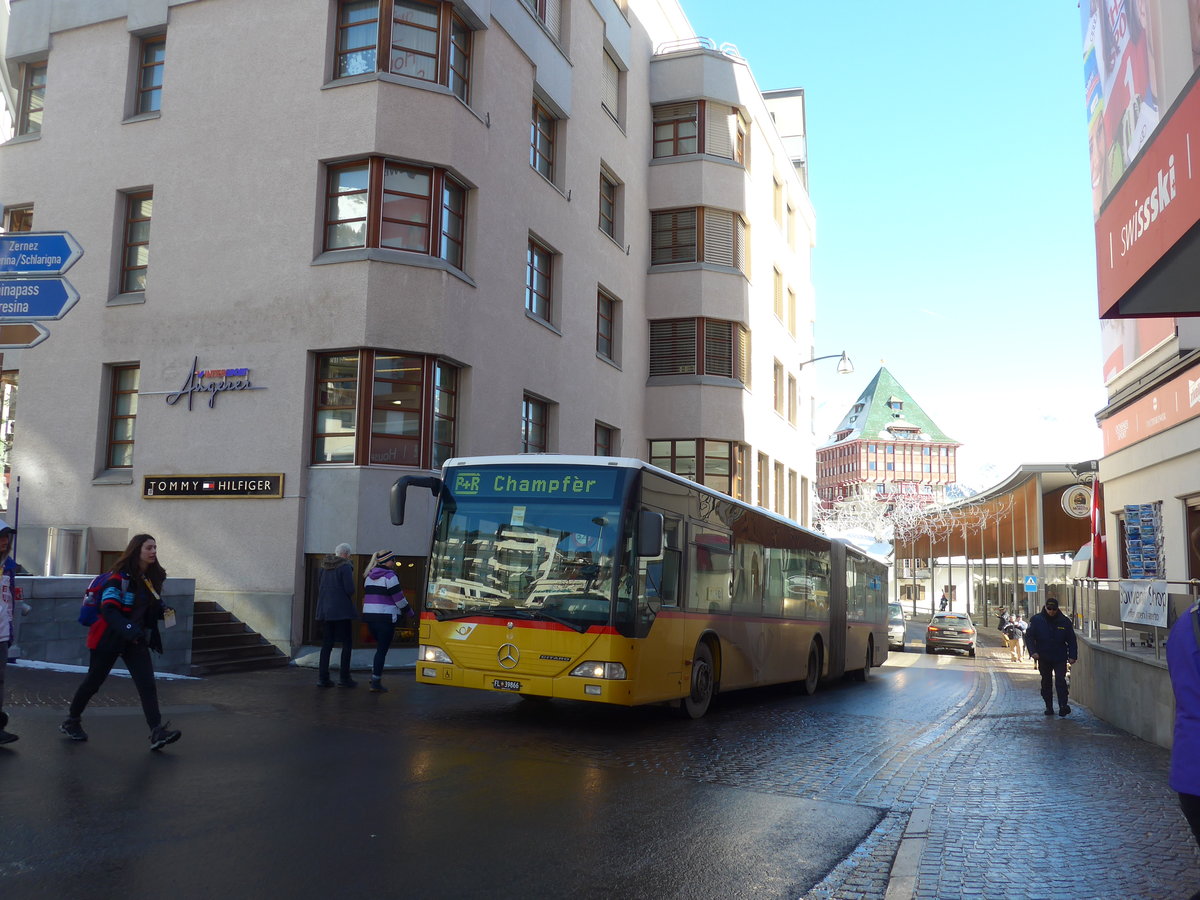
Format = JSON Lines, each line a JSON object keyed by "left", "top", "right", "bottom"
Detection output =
{"left": 0, "top": 0, "right": 820, "bottom": 657}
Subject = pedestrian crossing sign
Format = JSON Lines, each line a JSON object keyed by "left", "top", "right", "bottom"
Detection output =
{"left": 1023, "top": 575, "right": 1038, "bottom": 592}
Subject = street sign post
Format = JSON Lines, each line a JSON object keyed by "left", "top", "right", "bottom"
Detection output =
{"left": 0, "top": 323, "right": 50, "bottom": 349}
{"left": 0, "top": 231, "right": 83, "bottom": 275}
{"left": 0, "top": 277, "right": 80, "bottom": 320}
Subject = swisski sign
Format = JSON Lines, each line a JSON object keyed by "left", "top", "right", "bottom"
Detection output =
{"left": 0, "top": 231, "right": 83, "bottom": 275}
{"left": 0, "top": 231, "right": 85, "bottom": 347}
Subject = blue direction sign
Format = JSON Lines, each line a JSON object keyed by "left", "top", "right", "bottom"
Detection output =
{"left": 0, "top": 231, "right": 83, "bottom": 276}
{"left": 0, "top": 277, "right": 80, "bottom": 321}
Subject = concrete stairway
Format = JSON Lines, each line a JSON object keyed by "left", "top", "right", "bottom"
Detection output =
{"left": 189, "top": 600, "right": 291, "bottom": 676}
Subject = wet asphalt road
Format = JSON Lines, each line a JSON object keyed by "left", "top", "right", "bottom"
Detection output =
{"left": 1, "top": 619, "right": 1197, "bottom": 899}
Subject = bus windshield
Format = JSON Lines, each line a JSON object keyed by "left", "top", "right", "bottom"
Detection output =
{"left": 426, "top": 464, "right": 634, "bottom": 631}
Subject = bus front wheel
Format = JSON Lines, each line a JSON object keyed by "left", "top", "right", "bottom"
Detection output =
{"left": 680, "top": 643, "right": 714, "bottom": 719}
{"left": 799, "top": 643, "right": 820, "bottom": 695}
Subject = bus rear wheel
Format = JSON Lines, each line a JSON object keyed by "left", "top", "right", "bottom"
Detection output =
{"left": 853, "top": 640, "right": 873, "bottom": 682}
{"left": 680, "top": 643, "right": 714, "bottom": 719}
{"left": 799, "top": 643, "right": 820, "bottom": 695}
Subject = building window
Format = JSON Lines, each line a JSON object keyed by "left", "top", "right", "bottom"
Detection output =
{"left": 650, "top": 207, "right": 746, "bottom": 271}
{"left": 757, "top": 453, "right": 769, "bottom": 508}
{"left": 773, "top": 269, "right": 784, "bottom": 320}
{"left": 597, "top": 290, "right": 617, "bottom": 361}
{"left": 520, "top": 0, "right": 562, "bottom": 39}
{"left": 599, "top": 172, "right": 617, "bottom": 239}
{"left": 18, "top": 62, "right": 47, "bottom": 136}
{"left": 525, "top": 238, "right": 554, "bottom": 322}
{"left": 530, "top": 99, "right": 557, "bottom": 181}
{"left": 522, "top": 394, "right": 549, "bottom": 452}
{"left": 774, "top": 461, "right": 785, "bottom": 513}
{"left": 788, "top": 469, "right": 797, "bottom": 520}
{"left": 648, "top": 318, "right": 749, "bottom": 383}
{"left": 650, "top": 439, "right": 740, "bottom": 496}
{"left": 312, "top": 350, "right": 458, "bottom": 466}
{"left": 107, "top": 365, "right": 140, "bottom": 469}
{"left": 773, "top": 361, "right": 785, "bottom": 414}
{"left": 773, "top": 178, "right": 784, "bottom": 226}
{"left": 3, "top": 207, "right": 33, "bottom": 232}
{"left": 595, "top": 422, "right": 616, "bottom": 456}
{"left": 652, "top": 101, "right": 744, "bottom": 161}
{"left": 335, "top": 0, "right": 473, "bottom": 101}
{"left": 787, "top": 288, "right": 796, "bottom": 335}
{"left": 324, "top": 158, "right": 467, "bottom": 267}
{"left": 121, "top": 191, "right": 153, "bottom": 294}
{"left": 787, "top": 375, "right": 797, "bottom": 425}
{"left": 601, "top": 50, "right": 620, "bottom": 121}
{"left": 136, "top": 35, "right": 166, "bottom": 113}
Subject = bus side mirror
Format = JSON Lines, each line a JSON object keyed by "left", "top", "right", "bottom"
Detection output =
{"left": 391, "top": 476, "right": 443, "bottom": 525}
{"left": 637, "top": 510, "right": 664, "bottom": 558}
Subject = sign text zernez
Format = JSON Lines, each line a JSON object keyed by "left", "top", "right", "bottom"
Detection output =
{"left": 143, "top": 474, "right": 284, "bottom": 499}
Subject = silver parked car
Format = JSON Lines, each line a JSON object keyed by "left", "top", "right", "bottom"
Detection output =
{"left": 887, "top": 601, "right": 906, "bottom": 651}
{"left": 925, "top": 613, "right": 977, "bottom": 657}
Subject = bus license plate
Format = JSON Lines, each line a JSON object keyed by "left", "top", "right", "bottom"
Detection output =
{"left": 493, "top": 679, "right": 522, "bottom": 691}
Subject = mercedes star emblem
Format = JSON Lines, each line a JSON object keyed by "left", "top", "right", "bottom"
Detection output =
{"left": 497, "top": 643, "right": 519, "bottom": 669}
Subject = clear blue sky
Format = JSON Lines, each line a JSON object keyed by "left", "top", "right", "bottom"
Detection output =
{"left": 680, "top": 0, "right": 1107, "bottom": 488}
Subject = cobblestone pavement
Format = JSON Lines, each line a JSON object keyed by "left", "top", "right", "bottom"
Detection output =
{"left": 5, "top": 631, "right": 1199, "bottom": 900}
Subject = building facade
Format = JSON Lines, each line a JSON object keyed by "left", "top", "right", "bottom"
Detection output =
{"left": 1080, "top": 0, "right": 1200, "bottom": 585}
{"left": 815, "top": 367, "right": 959, "bottom": 509}
{"left": 0, "top": 0, "right": 820, "bottom": 655}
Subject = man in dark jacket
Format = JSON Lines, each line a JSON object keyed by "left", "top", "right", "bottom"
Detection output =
{"left": 316, "top": 542, "right": 358, "bottom": 688}
{"left": 1025, "top": 597, "right": 1078, "bottom": 716}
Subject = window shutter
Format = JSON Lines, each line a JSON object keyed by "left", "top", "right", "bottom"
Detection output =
{"left": 705, "top": 103, "right": 735, "bottom": 160}
{"left": 602, "top": 52, "right": 619, "bottom": 117}
{"left": 703, "top": 209, "right": 735, "bottom": 267}
{"left": 653, "top": 101, "right": 697, "bottom": 123}
{"left": 544, "top": 0, "right": 562, "bottom": 39}
{"left": 703, "top": 320, "right": 733, "bottom": 377}
{"left": 652, "top": 209, "right": 697, "bottom": 264}
{"left": 735, "top": 216, "right": 747, "bottom": 272}
{"left": 649, "top": 320, "right": 697, "bottom": 376}
{"left": 736, "top": 325, "right": 750, "bottom": 385}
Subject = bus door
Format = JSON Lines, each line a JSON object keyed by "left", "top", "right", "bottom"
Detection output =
{"left": 827, "top": 540, "right": 848, "bottom": 678}
{"left": 631, "top": 515, "right": 684, "bottom": 703}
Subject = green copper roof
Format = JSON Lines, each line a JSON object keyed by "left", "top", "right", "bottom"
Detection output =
{"left": 822, "top": 367, "right": 957, "bottom": 448}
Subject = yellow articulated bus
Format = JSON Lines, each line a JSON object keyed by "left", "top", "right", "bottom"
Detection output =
{"left": 393, "top": 456, "right": 887, "bottom": 718}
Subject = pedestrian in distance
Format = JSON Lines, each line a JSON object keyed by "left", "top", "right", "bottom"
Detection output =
{"left": 316, "top": 542, "right": 358, "bottom": 688}
{"left": 1024, "top": 597, "right": 1078, "bottom": 716}
{"left": 0, "top": 520, "right": 20, "bottom": 745}
{"left": 60, "top": 534, "right": 182, "bottom": 750}
{"left": 361, "top": 550, "right": 415, "bottom": 693}
{"left": 1003, "top": 613, "right": 1028, "bottom": 662}
{"left": 939, "top": 587, "right": 951, "bottom": 612}
{"left": 1167, "top": 594, "right": 1200, "bottom": 896}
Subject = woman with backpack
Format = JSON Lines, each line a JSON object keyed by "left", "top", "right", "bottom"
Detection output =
{"left": 60, "top": 534, "right": 181, "bottom": 750}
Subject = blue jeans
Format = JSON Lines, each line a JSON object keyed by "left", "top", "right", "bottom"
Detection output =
{"left": 364, "top": 614, "right": 395, "bottom": 679}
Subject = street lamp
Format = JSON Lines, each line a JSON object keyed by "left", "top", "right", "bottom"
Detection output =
{"left": 798, "top": 351, "right": 854, "bottom": 374}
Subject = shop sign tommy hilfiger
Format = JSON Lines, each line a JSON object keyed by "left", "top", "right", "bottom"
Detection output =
{"left": 163, "top": 355, "right": 265, "bottom": 410}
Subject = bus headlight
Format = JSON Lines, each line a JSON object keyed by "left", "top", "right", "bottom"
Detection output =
{"left": 419, "top": 645, "right": 453, "bottom": 664}
{"left": 569, "top": 661, "right": 627, "bottom": 680}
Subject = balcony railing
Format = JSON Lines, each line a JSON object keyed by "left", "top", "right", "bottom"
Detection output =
{"left": 653, "top": 37, "right": 743, "bottom": 60}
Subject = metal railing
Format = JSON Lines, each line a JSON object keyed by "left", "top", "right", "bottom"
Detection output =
{"left": 1071, "top": 577, "right": 1200, "bottom": 662}
{"left": 653, "top": 37, "right": 744, "bottom": 60}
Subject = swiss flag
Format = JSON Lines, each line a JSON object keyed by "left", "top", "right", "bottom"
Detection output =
{"left": 1090, "top": 479, "right": 1109, "bottom": 579}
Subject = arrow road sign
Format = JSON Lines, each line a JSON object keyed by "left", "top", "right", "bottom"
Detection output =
{"left": 0, "top": 231, "right": 83, "bottom": 276}
{"left": 0, "top": 277, "right": 80, "bottom": 320}
{"left": 0, "top": 322, "right": 50, "bottom": 348}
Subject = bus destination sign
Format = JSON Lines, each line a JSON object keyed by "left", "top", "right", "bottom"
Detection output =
{"left": 143, "top": 474, "right": 284, "bottom": 499}
{"left": 450, "top": 467, "right": 619, "bottom": 500}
